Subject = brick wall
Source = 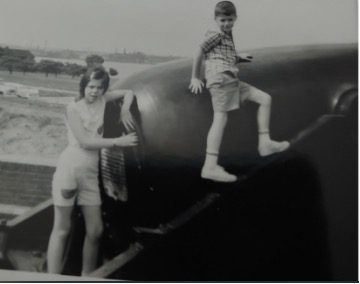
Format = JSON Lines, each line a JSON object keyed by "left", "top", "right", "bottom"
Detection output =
{"left": 0, "top": 161, "right": 55, "bottom": 207}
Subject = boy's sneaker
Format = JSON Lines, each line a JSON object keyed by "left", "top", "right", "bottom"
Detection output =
{"left": 201, "top": 166, "right": 237, "bottom": 183}
{"left": 259, "top": 140, "right": 290, "bottom": 156}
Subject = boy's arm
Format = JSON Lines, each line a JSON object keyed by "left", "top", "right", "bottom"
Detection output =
{"left": 189, "top": 48, "right": 205, "bottom": 94}
{"left": 236, "top": 52, "right": 253, "bottom": 63}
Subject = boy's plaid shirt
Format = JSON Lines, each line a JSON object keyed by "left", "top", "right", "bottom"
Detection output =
{"left": 200, "top": 30, "right": 239, "bottom": 79}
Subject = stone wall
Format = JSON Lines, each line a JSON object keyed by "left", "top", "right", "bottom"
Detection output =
{"left": 0, "top": 160, "right": 55, "bottom": 218}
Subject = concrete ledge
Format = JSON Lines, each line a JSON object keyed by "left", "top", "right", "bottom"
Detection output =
{"left": 7, "top": 199, "right": 52, "bottom": 227}
{"left": 0, "top": 204, "right": 31, "bottom": 216}
{"left": 0, "top": 154, "right": 57, "bottom": 167}
{"left": 0, "top": 269, "right": 112, "bottom": 281}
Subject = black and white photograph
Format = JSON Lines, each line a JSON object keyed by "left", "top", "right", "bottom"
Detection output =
{"left": 0, "top": 0, "right": 357, "bottom": 281}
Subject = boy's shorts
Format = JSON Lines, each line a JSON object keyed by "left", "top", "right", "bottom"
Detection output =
{"left": 206, "top": 71, "right": 252, "bottom": 112}
{"left": 52, "top": 147, "right": 101, "bottom": 207}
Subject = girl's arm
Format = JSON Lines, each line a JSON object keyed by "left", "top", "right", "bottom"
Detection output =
{"left": 189, "top": 48, "right": 205, "bottom": 94}
{"left": 67, "top": 106, "right": 137, "bottom": 150}
{"left": 105, "top": 89, "right": 135, "bottom": 131}
{"left": 105, "top": 89, "right": 134, "bottom": 104}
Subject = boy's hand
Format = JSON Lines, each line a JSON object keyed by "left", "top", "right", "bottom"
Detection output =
{"left": 189, "top": 78, "right": 204, "bottom": 94}
{"left": 237, "top": 52, "right": 253, "bottom": 62}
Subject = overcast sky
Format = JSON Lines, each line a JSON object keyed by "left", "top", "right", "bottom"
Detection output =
{"left": 0, "top": 0, "right": 357, "bottom": 56}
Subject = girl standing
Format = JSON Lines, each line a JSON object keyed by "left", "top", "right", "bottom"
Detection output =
{"left": 47, "top": 68, "right": 137, "bottom": 276}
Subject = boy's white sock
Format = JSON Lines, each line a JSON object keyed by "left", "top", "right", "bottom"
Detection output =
{"left": 203, "top": 151, "right": 219, "bottom": 169}
{"left": 258, "top": 131, "right": 271, "bottom": 145}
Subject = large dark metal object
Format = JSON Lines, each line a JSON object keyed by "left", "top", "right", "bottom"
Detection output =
{"left": 1, "top": 44, "right": 357, "bottom": 281}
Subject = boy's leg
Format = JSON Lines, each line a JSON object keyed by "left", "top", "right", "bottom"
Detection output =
{"left": 244, "top": 85, "right": 290, "bottom": 156}
{"left": 204, "top": 111, "right": 227, "bottom": 168}
{"left": 81, "top": 205, "right": 103, "bottom": 276}
{"left": 47, "top": 205, "right": 74, "bottom": 274}
{"left": 202, "top": 111, "right": 237, "bottom": 182}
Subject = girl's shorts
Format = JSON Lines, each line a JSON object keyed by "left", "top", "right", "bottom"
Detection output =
{"left": 206, "top": 72, "right": 252, "bottom": 112}
{"left": 52, "top": 147, "right": 101, "bottom": 207}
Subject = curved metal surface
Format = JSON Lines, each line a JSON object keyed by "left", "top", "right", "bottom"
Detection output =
{"left": 101, "top": 44, "right": 357, "bottom": 221}
{"left": 1, "top": 44, "right": 357, "bottom": 281}
{"left": 99, "top": 43, "right": 357, "bottom": 281}
{"left": 116, "top": 44, "right": 356, "bottom": 166}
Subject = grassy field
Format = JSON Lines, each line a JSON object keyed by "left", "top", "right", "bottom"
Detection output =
{"left": 0, "top": 96, "right": 67, "bottom": 158}
{"left": 0, "top": 70, "right": 79, "bottom": 92}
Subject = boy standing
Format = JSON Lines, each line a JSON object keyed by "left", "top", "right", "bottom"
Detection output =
{"left": 189, "top": 1, "right": 289, "bottom": 183}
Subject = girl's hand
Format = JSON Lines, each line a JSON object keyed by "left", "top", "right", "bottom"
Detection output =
{"left": 120, "top": 109, "right": 135, "bottom": 131}
{"left": 114, "top": 133, "right": 138, "bottom": 147}
{"left": 104, "top": 186, "right": 119, "bottom": 201}
{"left": 189, "top": 78, "right": 204, "bottom": 94}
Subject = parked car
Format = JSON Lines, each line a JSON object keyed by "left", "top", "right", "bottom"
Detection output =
{"left": 16, "top": 86, "right": 39, "bottom": 98}
{"left": 0, "top": 82, "right": 39, "bottom": 98}
{"left": 0, "top": 83, "right": 18, "bottom": 96}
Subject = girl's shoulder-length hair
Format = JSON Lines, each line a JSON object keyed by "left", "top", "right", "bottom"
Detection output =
{"left": 77, "top": 67, "right": 110, "bottom": 101}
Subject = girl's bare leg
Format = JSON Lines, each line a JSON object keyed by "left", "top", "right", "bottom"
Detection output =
{"left": 47, "top": 205, "right": 74, "bottom": 274}
{"left": 81, "top": 205, "right": 103, "bottom": 276}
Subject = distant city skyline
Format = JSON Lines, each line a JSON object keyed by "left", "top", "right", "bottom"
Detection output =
{"left": 0, "top": 42, "right": 166, "bottom": 57}
{"left": 0, "top": 0, "right": 357, "bottom": 57}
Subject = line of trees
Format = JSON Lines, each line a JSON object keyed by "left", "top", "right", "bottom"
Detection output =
{"left": 106, "top": 51, "right": 180, "bottom": 64}
{"left": 33, "top": 48, "right": 180, "bottom": 64}
{"left": 0, "top": 47, "right": 118, "bottom": 78}
{"left": 34, "top": 60, "right": 87, "bottom": 78}
{"left": 0, "top": 47, "right": 35, "bottom": 75}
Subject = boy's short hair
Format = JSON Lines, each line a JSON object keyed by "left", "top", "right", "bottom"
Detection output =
{"left": 78, "top": 67, "right": 110, "bottom": 101}
{"left": 214, "top": 1, "right": 237, "bottom": 17}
